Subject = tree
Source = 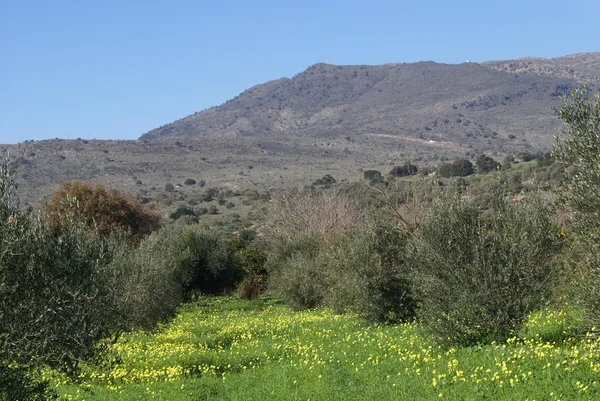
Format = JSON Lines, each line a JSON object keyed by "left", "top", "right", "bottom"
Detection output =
{"left": 552, "top": 88, "right": 600, "bottom": 217}
{"left": 552, "top": 88, "right": 600, "bottom": 329}
{"left": 475, "top": 154, "right": 500, "bottom": 173}
{"left": 363, "top": 169, "right": 383, "bottom": 183}
{"left": 437, "top": 159, "right": 474, "bottom": 178}
{"left": 312, "top": 174, "right": 336, "bottom": 188}
{"left": 389, "top": 163, "right": 418, "bottom": 177}
{"left": 1, "top": 161, "right": 117, "bottom": 400}
{"left": 44, "top": 182, "right": 161, "bottom": 243}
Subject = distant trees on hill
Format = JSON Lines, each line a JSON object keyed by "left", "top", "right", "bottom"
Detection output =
{"left": 475, "top": 155, "right": 500, "bottom": 173}
{"left": 388, "top": 163, "right": 419, "bottom": 177}
{"left": 437, "top": 159, "right": 474, "bottom": 178}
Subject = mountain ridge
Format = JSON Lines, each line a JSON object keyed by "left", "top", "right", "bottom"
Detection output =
{"left": 140, "top": 53, "right": 599, "bottom": 157}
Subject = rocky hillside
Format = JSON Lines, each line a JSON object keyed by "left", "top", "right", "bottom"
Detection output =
{"left": 141, "top": 53, "right": 599, "bottom": 156}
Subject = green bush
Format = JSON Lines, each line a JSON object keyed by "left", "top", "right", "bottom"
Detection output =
{"left": 411, "top": 193, "right": 561, "bottom": 345}
{"left": 169, "top": 205, "right": 197, "bottom": 220}
{"left": 388, "top": 163, "right": 418, "bottom": 177}
{"left": 437, "top": 159, "right": 475, "bottom": 178}
{"left": 0, "top": 161, "right": 118, "bottom": 398}
{"left": 106, "top": 225, "right": 241, "bottom": 332}
{"left": 475, "top": 154, "right": 500, "bottom": 173}
{"left": 552, "top": 88, "right": 600, "bottom": 329}
{"left": 267, "top": 234, "right": 325, "bottom": 309}
{"left": 323, "top": 216, "right": 415, "bottom": 323}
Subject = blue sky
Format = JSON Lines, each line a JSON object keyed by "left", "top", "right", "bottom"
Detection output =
{"left": 1, "top": 0, "right": 598, "bottom": 144}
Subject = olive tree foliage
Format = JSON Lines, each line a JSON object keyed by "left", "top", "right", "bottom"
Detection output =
{"left": 552, "top": 87, "right": 600, "bottom": 218}
{"left": 552, "top": 88, "right": 600, "bottom": 330}
{"left": 411, "top": 194, "right": 561, "bottom": 345}
{"left": 0, "top": 160, "right": 117, "bottom": 400}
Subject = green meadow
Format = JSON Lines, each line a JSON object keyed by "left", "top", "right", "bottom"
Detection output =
{"left": 53, "top": 297, "right": 599, "bottom": 401}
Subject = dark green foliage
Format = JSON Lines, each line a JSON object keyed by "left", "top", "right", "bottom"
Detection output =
{"left": 235, "top": 247, "right": 268, "bottom": 300}
{"left": 552, "top": 87, "right": 600, "bottom": 329}
{"left": 363, "top": 169, "right": 383, "bottom": 182}
{"left": 170, "top": 205, "right": 197, "bottom": 220}
{"left": 266, "top": 198, "right": 414, "bottom": 323}
{"left": 536, "top": 152, "right": 553, "bottom": 167}
{"left": 107, "top": 225, "right": 241, "bottom": 332}
{"left": 411, "top": 194, "right": 561, "bottom": 345}
{"left": 184, "top": 178, "right": 196, "bottom": 185}
{"left": 312, "top": 174, "right": 336, "bottom": 188}
{"left": 238, "top": 229, "right": 257, "bottom": 244}
{"left": 0, "top": 161, "right": 118, "bottom": 398}
{"left": 388, "top": 163, "right": 418, "bottom": 177}
{"left": 323, "top": 216, "right": 415, "bottom": 323}
{"left": 475, "top": 154, "right": 500, "bottom": 173}
{"left": 0, "top": 363, "right": 56, "bottom": 401}
{"left": 268, "top": 235, "right": 326, "bottom": 309}
{"left": 517, "top": 152, "right": 538, "bottom": 162}
{"left": 437, "top": 159, "right": 474, "bottom": 178}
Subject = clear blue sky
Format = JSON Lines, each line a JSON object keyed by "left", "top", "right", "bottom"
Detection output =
{"left": 1, "top": 0, "right": 598, "bottom": 144}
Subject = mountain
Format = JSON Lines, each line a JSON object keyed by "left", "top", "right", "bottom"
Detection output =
{"left": 3, "top": 53, "right": 599, "bottom": 209}
{"left": 141, "top": 53, "right": 600, "bottom": 157}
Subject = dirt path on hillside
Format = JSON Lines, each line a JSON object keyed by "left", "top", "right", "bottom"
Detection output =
{"left": 367, "top": 133, "right": 467, "bottom": 151}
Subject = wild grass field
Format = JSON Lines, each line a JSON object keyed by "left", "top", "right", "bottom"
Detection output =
{"left": 52, "top": 297, "right": 599, "bottom": 401}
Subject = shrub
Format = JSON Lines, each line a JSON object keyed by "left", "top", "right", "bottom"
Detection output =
{"left": 437, "top": 159, "right": 474, "bottom": 178}
{"left": 263, "top": 188, "right": 363, "bottom": 246}
{"left": 552, "top": 88, "right": 600, "bottom": 329}
{"left": 475, "top": 154, "right": 500, "bottom": 173}
{"left": 106, "top": 225, "right": 241, "bottom": 332}
{"left": 268, "top": 234, "right": 326, "bottom": 309}
{"left": 312, "top": 174, "right": 336, "bottom": 188}
{"left": 0, "top": 162, "right": 118, "bottom": 397}
{"left": 170, "top": 205, "right": 197, "bottom": 220}
{"left": 323, "top": 215, "right": 415, "bottom": 323}
{"left": 411, "top": 193, "right": 561, "bottom": 345}
{"left": 44, "top": 182, "right": 160, "bottom": 243}
{"left": 363, "top": 169, "right": 383, "bottom": 182}
{"left": 184, "top": 178, "right": 196, "bottom": 185}
{"left": 389, "top": 163, "right": 418, "bottom": 177}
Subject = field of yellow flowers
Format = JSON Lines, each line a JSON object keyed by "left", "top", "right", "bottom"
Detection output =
{"left": 53, "top": 297, "right": 600, "bottom": 400}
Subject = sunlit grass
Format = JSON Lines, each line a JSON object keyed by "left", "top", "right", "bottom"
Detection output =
{"left": 53, "top": 297, "right": 600, "bottom": 400}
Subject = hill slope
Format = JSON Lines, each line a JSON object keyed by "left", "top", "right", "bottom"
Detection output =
{"left": 141, "top": 53, "right": 600, "bottom": 156}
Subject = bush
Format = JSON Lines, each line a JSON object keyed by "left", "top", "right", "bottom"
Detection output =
{"left": 267, "top": 207, "right": 415, "bottom": 323}
{"left": 411, "top": 193, "right": 561, "bottom": 345}
{"left": 437, "top": 159, "right": 474, "bottom": 178}
{"left": 263, "top": 188, "right": 363, "bottom": 246}
{"left": 0, "top": 162, "right": 118, "bottom": 397}
{"left": 323, "top": 215, "right": 415, "bottom": 323}
{"left": 312, "top": 174, "right": 336, "bottom": 188}
{"left": 475, "top": 154, "right": 500, "bottom": 173}
{"left": 44, "top": 182, "right": 161, "bottom": 243}
{"left": 552, "top": 88, "right": 600, "bottom": 329}
{"left": 363, "top": 169, "right": 383, "bottom": 182}
{"left": 170, "top": 205, "right": 197, "bottom": 220}
{"left": 268, "top": 234, "right": 326, "bottom": 309}
{"left": 106, "top": 225, "right": 241, "bottom": 332}
{"left": 184, "top": 178, "right": 196, "bottom": 185}
{"left": 389, "top": 163, "right": 418, "bottom": 177}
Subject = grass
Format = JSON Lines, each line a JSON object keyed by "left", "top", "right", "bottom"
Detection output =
{"left": 51, "top": 297, "right": 600, "bottom": 400}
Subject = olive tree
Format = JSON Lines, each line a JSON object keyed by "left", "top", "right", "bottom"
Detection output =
{"left": 552, "top": 88, "right": 600, "bottom": 330}
{"left": 0, "top": 160, "right": 117, "bottom": 400}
